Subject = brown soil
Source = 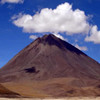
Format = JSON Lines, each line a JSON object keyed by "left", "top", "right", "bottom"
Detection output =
{"left": 0, "top": 84, "right": 20, "bottom": 98}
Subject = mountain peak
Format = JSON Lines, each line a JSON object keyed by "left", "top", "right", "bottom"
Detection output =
{"left": 33, "top": 34, "right": 64, "bottom": 49}
{"left": 41, "top": 34, "right": 62, "bottom": 46}
{"left": 35, "top": 34, "right": 85, "bottom": 55}
{"left": 41, "top": 34, "right": 60, "bottom": 42}
{"left": 42, "top": 34, "right": 56, "bottom": 39}
{"left": 34, "top": 34, "right": 58, "bottom": 43}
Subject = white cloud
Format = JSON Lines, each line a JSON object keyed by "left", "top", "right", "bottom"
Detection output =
{"left": 53, "top": 33, "right": 64, "bottom": 40}
{"left": 12, "top": 2, "right": 90, "bottom": 34}
{"left": 75, "top": 44, "right": 88, "bottom": 51}
{"left": 53, "top": 33, "right": 68, "bottom": 41}
{"left": 85, "top": 25, "right": 100, "bottom": 44}
{"left": 1, "top": 0, "right": 24, "bottom": 4}
{"left": 11, "top": 2, "right": 100, "bottom": 44}
{"left": 11, "top": 13, "right": 23, "bottom": 20}
{"left": 29, "top": 35, "right": 38, "bottom": 40}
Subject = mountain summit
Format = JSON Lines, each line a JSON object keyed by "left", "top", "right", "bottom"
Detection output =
{"left": 0, "top": 34, "right": 100, "bottom": 97}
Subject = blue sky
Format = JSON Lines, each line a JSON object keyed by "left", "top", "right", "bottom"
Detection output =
{"left": 0, "top": 0, "right": 100, "bottom": 68}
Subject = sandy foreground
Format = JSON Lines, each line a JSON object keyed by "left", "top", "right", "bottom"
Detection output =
{"left": 0, "top": 98, "right": 100, "bottom": 100}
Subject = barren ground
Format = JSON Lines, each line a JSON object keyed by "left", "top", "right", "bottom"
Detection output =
{"left": 0, "top": 97, "right": 100, "bottom": 100}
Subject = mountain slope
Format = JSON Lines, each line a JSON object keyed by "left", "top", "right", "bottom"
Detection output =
{"left": 0, "top": 84, "right": 20, "bottom": 98}
{"left": 0, "top": 34, "right": 100, "bottom": 97}
{"left": 0, "top": 34, "right": 100, "bottom": 82}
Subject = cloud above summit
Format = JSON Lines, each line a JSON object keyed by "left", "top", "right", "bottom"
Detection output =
{"left": 12, "top": 2, "right": 90, "bottom": 34}
{"left": 75, "top": 44, "right": 88, "bottom": 51}
{"left": 1, "top": 0, "right": 24, "bottom": 4}
{"left": 12, "top": 2, "right": 100, "bottom": 44}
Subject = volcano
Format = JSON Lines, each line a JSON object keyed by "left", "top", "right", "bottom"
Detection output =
{"left": 0, "top": 34, "right": 100, "bottom": 97}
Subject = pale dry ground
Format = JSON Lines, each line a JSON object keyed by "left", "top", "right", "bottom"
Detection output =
{"left": 2, "top": 78, "right": 100, "bottom": 98}
{"left": 0, "top": 97, "right": 100, "bottom": 100}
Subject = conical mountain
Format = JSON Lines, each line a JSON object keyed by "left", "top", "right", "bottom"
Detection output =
{"left": 0, "top": 34, "right": 100, "bottom": 97}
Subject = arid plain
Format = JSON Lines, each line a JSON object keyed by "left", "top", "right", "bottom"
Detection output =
{"left": 1, "top": 97, "right": 100, "bottom": 100}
